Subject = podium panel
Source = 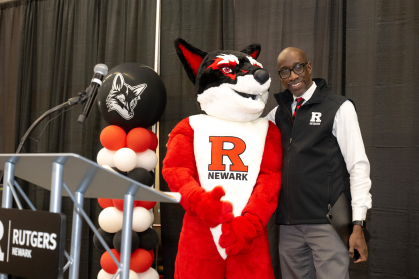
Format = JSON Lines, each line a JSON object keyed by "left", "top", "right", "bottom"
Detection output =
{"left": 0, "top": 153, "right": 180, "bottom": 202}
{"left": 0, "top": 208, "right": 66, "bottom": 279}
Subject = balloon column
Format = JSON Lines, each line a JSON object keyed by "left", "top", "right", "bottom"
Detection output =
{"left": 94, "top": 63, "right": 166, "bottom": 279}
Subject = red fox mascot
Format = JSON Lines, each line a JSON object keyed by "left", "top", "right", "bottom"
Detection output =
{"left": 162, "top": 38, "right": 283, "bottom": 279}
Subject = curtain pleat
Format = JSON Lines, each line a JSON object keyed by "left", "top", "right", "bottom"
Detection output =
{"left": 1, "top": 0, "right": 418, "bottom": 279}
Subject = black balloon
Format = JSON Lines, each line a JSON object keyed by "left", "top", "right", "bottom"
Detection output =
{"left": 93, "top": 228, "right": 115, "bottom": 253}
{"left": 137, "top": 228, "right": 159, "bottom": 251}
{"left": 113, "top": 229, "right": 140, "bottom": 253}
{"left": 112, "top": 167, "right": 128, "bottom": 176}
{"left": 97, "top": 63, "right": 167, "bottom": 131}
{"left": 127, "top": 168, "right": 154, "bottom": 187}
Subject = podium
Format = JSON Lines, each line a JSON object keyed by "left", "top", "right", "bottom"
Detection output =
{"left": 0, "top": 153, "right": 180, "bottom": 279}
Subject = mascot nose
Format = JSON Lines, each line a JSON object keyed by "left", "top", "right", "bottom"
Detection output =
{"left": 253, "top": 69, "right": 270, "bottom": 85}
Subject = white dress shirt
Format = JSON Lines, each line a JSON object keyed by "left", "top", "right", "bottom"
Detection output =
{"left": 266, "top": 82, "right": 372, "bottom": 221}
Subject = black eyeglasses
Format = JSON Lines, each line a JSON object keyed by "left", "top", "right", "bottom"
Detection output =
{"left": 278, "top": 63, "right": 307, "bottom": 79}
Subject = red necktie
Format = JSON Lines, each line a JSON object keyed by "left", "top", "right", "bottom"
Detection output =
{"left": 292, "top": 97, "right": 304, "bottom": 123}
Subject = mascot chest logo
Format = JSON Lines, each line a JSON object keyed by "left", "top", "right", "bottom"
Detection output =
{"left": 208, "top": 136, "right": 248, "bottom": 181}
{"left": 106, "top": 73, "right": 147, "bottom": 120}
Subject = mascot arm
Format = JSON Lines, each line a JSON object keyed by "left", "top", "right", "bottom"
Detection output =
{"left": 219, "top": 122, "right": 283, "bottom": 255}
{"left": 162, "top": 118, "right": 234, "bottom": 228}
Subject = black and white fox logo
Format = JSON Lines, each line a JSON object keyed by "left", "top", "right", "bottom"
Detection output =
{"left": 106, "top": 73, "right": 147, "bottom": 120}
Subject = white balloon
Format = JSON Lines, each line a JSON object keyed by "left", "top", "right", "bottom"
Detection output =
{"left": 102, "top": 165, "right": 117, "bottom": 173}
{"left": 137, "top": 268, "right": 159, "bottom": 279}
{"left": 116, "top": 270, "right": 139, "bottom": 279}
{"left": 114, "top": 148, "right": 138, "bottom": 172}
{"left": 149, "top": 209, "right": 155, "bottom": 225}
{"left": 132, "top": 207, "right": 152, "bottom": 232}
{"left": 136, "top": 149, "right": 157, "bottom": 171}
{"left": 0, "top": 221, "right": 3, "bottom": 240}
{"left": 98, "top": 207, "right": 123, "bottom": 233}
{"left": 97, "top": 269, "right": 114, "bottom": 279}
{"left": 97, "top": 148, "right": 116, "bottom": 167}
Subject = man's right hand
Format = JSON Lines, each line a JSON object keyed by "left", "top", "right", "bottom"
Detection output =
{"left": 349, "top": 225, "right": 368, "bottom": 263}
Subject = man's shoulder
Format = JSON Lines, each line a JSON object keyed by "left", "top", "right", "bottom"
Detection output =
{"left": 324, "top": 92, "right": 348, "bottom": 106}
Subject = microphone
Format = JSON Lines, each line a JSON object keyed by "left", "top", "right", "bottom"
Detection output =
{"left": 78, "top": 64, "right": 108, "bottom": 124}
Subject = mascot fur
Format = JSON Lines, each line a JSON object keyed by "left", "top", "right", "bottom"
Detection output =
{"left": 162, "top": 38, "right": 283, "bottom": 279}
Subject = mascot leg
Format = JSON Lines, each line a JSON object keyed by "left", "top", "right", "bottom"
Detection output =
{"left": 224, "top": 230, "right": 274, "bottom": 279}
{"left": 175, "top": 213, "right": 226, "bottom": 279}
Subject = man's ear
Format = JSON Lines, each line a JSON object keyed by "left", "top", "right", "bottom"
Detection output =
{"left": 239, "top": 43, "right": 261, "bottom": 59}
{"left": 174, "top": 38, "right": 208, "bottom": 84}
{"left": 307, "top": 62, "right": 312, "bottom": 74}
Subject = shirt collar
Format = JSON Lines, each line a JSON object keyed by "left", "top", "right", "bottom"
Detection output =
{"left": 293, "top": 81, "right": 317, "bottom": 102}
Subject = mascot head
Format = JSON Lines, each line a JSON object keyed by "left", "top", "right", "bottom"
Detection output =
{"left": 174, "top": 38, "right": 271, "bottom": 122}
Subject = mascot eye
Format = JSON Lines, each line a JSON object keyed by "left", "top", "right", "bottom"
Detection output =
{"left": 221, "top": 67, "right": 232, "bottom": 74}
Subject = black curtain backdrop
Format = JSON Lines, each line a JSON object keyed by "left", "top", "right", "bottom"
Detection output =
{"left": 0, "top": 1, "right": 23, "bottom": 154}
{"left": 0, "top": 1, "right": 418, "bottom": 279}
{"left": 346, "top": 1, "right": 419, "bottom": 278}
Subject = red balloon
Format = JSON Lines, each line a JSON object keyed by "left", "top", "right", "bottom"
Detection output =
{"left": 100, "top": 125, "right": 126, "bottom": 150}
{"left": 98, "top": 198, "right": 114, "bottom": 209}
{"left": 100, "top": 249, "right": 121, "bottom": 274}
{"left": 135, "top": 201, "right": 156, "bottom": 210}
{"left": 148, "top": 130, "right": 158, "bottom": 151}
{"left": 148, "top": 250, "right": 155, "bottom": 262}
{"left": 113, "top": 199, "right": 140, "bottom": 211}
{"left": 130, "top": 248, "right": 153, "bottom": 273}
{"left": 127, "top": 128, "right": 152, "bottom": 153}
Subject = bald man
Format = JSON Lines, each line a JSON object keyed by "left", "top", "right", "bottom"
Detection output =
{"left": 266, "top": 47, "right": 372, "bottom": 279}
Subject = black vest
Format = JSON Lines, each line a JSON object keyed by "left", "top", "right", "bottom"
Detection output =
{"left": 274, "top": 78, "right": 351, "bottom": 225}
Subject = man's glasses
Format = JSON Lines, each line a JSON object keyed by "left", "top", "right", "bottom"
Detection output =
{"left": 278, "top": 63, "right": 307, "bottom": 79}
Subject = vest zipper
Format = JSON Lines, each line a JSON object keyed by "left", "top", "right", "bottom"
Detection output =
{"left": 326, "top": 175, "right": 332, "bottom": 219}
{"left": 286, "top": 137, "right": 292, "bottom": 224}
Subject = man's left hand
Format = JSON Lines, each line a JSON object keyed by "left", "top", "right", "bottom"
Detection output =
{"left": 349, "top": 225, "right": 368, "bottom": 263}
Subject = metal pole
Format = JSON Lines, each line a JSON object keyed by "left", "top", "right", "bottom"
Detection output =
{"left": 151, "top": 0, "right": 161, "bottom": 134}
{"left": 0, "top": 162, "right": 14, "bottom": 279}
{"left": 68, "top": 166, "right": 96, "bottom": 279}
{"left": 154, "top": 0, "right": 161, "bottom": 75}
{"left": 68, "top": 192, "right": 84, "bottom": 279}
{"left": 2, "top": 162, "right": 14, "bottom": 208}
{"left": 120, "top": 184, "right": 139, "bottom": 279}
{"left": 50, "top": 162, "right": 63, "bottom": 213}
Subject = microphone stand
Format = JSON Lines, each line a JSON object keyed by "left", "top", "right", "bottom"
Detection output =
{"left": 0, "top": 89, "right": 91, "bottom": 185}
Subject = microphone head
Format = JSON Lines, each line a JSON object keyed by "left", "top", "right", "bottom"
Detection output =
{"left": 94, "top": 64, "right": 108, "bottom": 76}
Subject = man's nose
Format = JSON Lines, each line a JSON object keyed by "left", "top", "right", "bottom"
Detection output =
{"left": 289, "top": 70, "right": 299, "bottom": 80}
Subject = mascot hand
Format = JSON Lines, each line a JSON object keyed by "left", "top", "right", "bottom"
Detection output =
{"left": 192, "top": 186, "right": 234, "bottom": 228}
{"left": 219, "top": 215, "right": 258, "bottom": 256}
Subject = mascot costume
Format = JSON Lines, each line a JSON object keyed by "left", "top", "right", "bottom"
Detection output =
{"left": 162, "top": 38, "right": 283, "bottom": 279}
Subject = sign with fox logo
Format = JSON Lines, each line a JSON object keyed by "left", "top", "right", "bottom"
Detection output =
{"left": 97, "top": 63, "right": 167, "bottom": 131}
{"left": 106, "top": 73, "right": 147, "bottom": 120}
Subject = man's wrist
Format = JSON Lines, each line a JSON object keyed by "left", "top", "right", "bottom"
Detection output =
{"left": 353, "top": 220, "right": 366, "bottom": 228}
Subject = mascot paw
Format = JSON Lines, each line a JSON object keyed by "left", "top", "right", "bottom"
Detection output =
{"left": 195, "top": 186, "right": 234, "bottom": 228}
{"left": 219, "top": 216, "right": 257, "bottom": 256}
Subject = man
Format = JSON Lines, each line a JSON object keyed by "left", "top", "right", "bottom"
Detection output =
{"left": 266, "top": 47, "right": 372, "bottom": 279}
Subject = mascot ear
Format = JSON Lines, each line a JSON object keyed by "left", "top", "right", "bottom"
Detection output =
{"left": 174, "top": 38, "right": 208, "bottom": 84}
{"left": 240, "top": 43, "right": 261, "bottom": 59}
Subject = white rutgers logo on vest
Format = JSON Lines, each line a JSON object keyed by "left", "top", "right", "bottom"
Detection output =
{"left": 310, "top": 112, "right": 322, "bottom": 125}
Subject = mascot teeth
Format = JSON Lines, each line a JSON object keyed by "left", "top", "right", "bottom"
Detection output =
{"left": 234, "top": 90, "right": 258, "bottom": 100}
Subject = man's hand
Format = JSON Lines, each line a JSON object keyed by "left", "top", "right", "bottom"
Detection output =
{"left": 349, "top": 225, "right": 368, "bottom": 263}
